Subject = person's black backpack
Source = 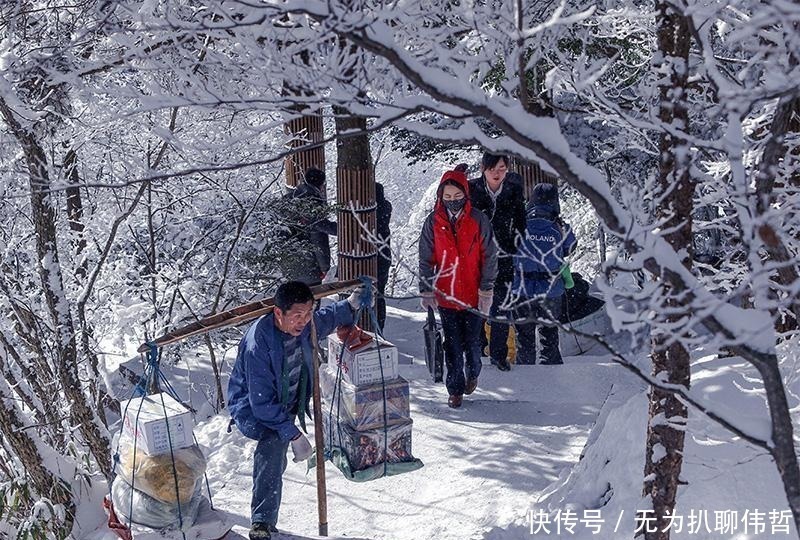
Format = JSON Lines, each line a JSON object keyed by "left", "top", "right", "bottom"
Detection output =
{"left": 560, "top": 273, "right": 605, "bottom": 323}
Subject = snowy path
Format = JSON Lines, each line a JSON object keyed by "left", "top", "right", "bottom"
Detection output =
{"left": 87, "top": 298, "right": 797, "bottom": 540}
{"left": 192, "top": 299, "right": 642, "bottom": 540}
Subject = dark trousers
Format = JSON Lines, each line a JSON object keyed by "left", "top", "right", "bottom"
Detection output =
{"left": 488, "top": 280, "right": 512, "bottom": 363}
{"left": 251, "top": 428, "right": 289, "bottom": 526}
{"left": 439, "top": 307, "right": 483, "bottom": 395}
{"left": 515, "top": 296, "right": 563, "bottom": 365}
{"left": 376, "top": 296, "right": 387, "bottom": 332}
{"left": 377, "top": 258, "right": 390, "bottom": 331}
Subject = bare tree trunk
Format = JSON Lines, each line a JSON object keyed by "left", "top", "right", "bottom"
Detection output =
{"left": 0, "top": 97, "right": 112, "bottom": 480}
{"left": 734, "top": 88, "right": 800, "bottom": 522}
{"left": 284, "top": 108, "right": 326, "bottom": 190}
{"left": 597, "top": 227, "right": 607, "bottom": 266}
{"left": 641, "top": 2, "right": 693, "bottom": 539}
{"left": 753, "top": 355, "right": 800, "bottom": 530}
{"left": 280, "top": 46, "right": 326, "bottom": 192}
{"left": 0, "top": 378, "right": 75, "bottom": 536}
{"left": 63, "top": 144, "right": 111, "bottom": 423}
{"left": 0, "top": 331, "right": 63, "bottom": 443}
{"left": 204, "top": 334, "right": 225, "bottom": 412}
{"left": 334, "top": 106, "right": 377, "bottom": 329}
{"left": 0, "top": 339, "right": 42, "bottom": 419}
{"left": 0, "top": 264, "right": 59, "bottom": 381}
{"left": 754, "top": 95, "right": 800, "bottom": 334}
{"left": 63, "top": 146, "right": 87, "bottom": 279}
{"left": 147, "top": 179, "right": 158, "bottom": 318}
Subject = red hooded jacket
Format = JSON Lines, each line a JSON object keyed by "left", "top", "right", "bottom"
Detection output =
{"left": 418, "top": 170, "right": 498, "bottom": 310}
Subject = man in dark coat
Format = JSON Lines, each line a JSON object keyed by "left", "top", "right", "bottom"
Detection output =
{"left": 375, "top": 182, "right": 392, "bottom": 331}
{"left": 512, "top": 183, "right": 577, "bottom": 365}
{"left": 282, "top": 168, "right": 337, "bottom": 286}
{"left": 468, "top": 153, "right": 526, "bottom": 371}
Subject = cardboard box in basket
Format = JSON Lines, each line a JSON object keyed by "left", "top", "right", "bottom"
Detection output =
{"left": 322, "top": 415, "right": 416, "bottom": 472}
{"left": 121, "top": 393, "right": 194, "bottom": 456}
{"left": 327, "top": 331, "right": 398, "bottom": 386}
{"left": 318, "top": 364, "right": 410, "bottom": 430}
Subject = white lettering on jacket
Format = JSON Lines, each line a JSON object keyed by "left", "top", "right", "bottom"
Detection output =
{"left": 529, "top": 234, "right": 556, "bottom": 243}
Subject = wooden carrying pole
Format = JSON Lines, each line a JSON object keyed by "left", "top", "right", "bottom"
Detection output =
{"left": 309, "top": 316, "right": 328, "bottom": 537}
{"left": 137, "top": 279, "right": 362, "bottom": 353}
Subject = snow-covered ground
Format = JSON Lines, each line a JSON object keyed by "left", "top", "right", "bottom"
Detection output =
{"left": 84, "top": 298, "right": 796, "bottom": 540}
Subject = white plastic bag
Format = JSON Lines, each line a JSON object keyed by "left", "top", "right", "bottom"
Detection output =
{"left": 111, "top": 476, "right": 202, "bottom": 530}
{"left": 114, "top": 430, "right": 207, "bottom": 504}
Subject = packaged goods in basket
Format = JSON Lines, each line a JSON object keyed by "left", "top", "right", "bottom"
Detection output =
{"left": 319, "top": 364, "right": 410, "bottom": 430}
{"left": 111, "top": 475, "right": 202, "bottom": 530}
{"left": 322, "top": 416, "right": 416, "bottom": 471}
{"left": 327, "top": 330, "right": 398, "bottom": 386}
{"left": 114, "top": 431, "right": 206, "bottom": 504}
{"left": 121, "top": 392, "right": 194, "bottom": 455}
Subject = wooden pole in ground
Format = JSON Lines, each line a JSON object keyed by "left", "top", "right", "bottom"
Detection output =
{"left": 309, "top": 315, "right": 328, "bottom": 537}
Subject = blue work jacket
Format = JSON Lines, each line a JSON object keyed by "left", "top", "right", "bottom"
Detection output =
{"left": 227, "top": 300, "right": 354, "bottom": 441}
{"left": 512, "top": 203, "right": 578, "bottom": 298}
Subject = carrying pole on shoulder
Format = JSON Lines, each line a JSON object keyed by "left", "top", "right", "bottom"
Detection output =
{"left": 137, "top": 279, "right": 362, "bottom": 352}
{"left": 309, "top": 315, "right": 328, "bottom": 536}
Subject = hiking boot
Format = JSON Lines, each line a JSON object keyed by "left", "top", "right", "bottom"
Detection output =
{"left": 250, "top": 522, "right": 278, "bottom": 540}
{"left": 496, "top": 358, "right": 511, "bottom": 371}
{"left": 448, "top": 394, "right": 463, "bottom": 408}
{"left": 464, "top": 378, "right": 478, "bottom": 395}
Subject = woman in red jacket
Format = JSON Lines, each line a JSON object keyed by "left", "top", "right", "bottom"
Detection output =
{"left": 419, "top": 169, "right": 498, "bottom": 408}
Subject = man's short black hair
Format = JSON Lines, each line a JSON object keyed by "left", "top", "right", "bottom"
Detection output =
{"left": 275, "top": 281, "right": 314, "bottom": 311}
{"left": 305, "top": 168, "right": 326, "bottom": 188}
{"left": 481, "top": 152, "right": 509, "bottom": 170}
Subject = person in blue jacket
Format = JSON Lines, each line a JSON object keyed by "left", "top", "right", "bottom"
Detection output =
{"left": 227, "top": 280, "right": 370, "bottom": 540}
{"left": 512, "top": 183, "right": 577, "bottom": 365}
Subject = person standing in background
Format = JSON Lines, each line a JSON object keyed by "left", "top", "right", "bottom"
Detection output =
{"left": 281, "top": 168, "right": 337, "bottom": 286}
{"left": 375, "top": 182, "right": 393, "bottom": 331}
{"left": 468, "top": 154, "right": 526, "bottom": 371}
{"left": 512, "top": 183, "right": 577, "bottom": 365}
{"left": 419, "top": 169, "right": 497, "bottom": 408}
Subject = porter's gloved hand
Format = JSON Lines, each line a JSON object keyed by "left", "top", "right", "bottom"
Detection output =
{"left": 290, "top": 433, "right": 313, "bottom": 463}
{"left": 420, "top": 291, "right": 437, "bottom": 311}
{"left": 347, "top": 284, "right": 375, "bottom": 311}
{"left": 478, "top": 289, "right": 494, "bottom": 315}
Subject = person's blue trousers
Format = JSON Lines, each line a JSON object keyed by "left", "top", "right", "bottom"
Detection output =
{"left": 251, "top": 428, "right": 289, "bottom": 526}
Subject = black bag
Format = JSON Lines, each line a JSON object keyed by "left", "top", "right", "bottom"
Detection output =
{"left": 423, "top": 307, "right": 443, "bottom": 383}
{"left": 559, "top": 272, "right": 605, "bottom": 323}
